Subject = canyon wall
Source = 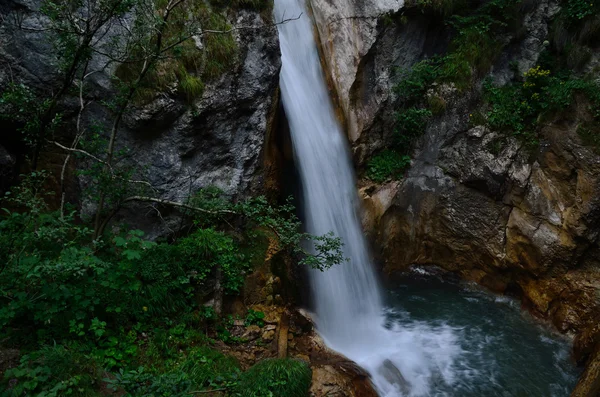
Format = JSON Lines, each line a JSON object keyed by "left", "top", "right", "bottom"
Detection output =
{"left": 311, "top": 0, "right": 600, "bottom": 381}
{"left": 0, "top": 0, "right": 281, "bottom": 237}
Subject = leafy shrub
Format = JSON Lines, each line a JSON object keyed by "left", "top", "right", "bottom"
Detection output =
{"left": 0, "top": 165, "right": 346, "bottom": 395}
{"left": 245, "top": 309, "right": 266, "bottom": 327}
{"left": 106, "top": 366, "right": 193, "bottom": 397}
{"left": 0, "top": 84, "right": 60, "bottom": 148}
{"left": 484, "top": 66, "right": 600, "bottom": 146}
{"left": 395, "top": 107, "right": 433, "bottom": 152}
{"left": 367, "top": 151, "right": 411, "bottom": 182}
{"left": 236, "top": 358, "right": 312, "bottom": 397}
{"left": 564, "top": 0, "right": 600, "bottom": 24}
{"left": 395, "top": 58, "right": 442, "bottom": 102}
{"left": 3, "top": 345, "right": 101, "bottom": 396}
{"left": 115, "top": 3, "right": 238, "bottom": 103}
{"left": 484, "top": 81, "right": 529, "bottom": 135}
{"left": 179, "top": 346, "right": 241, "bottom": 387}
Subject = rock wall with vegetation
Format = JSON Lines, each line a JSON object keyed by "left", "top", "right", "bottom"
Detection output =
{"left": 0, "top": 0, "right": 281, "bottom": 238}
{"left": 0, "top": 0, "right": 366, "bottom": 395}
{"left": 313, "top": 0, "right": 600, "bottom": 393}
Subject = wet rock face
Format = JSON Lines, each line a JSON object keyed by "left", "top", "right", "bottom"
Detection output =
{"left": 316, "top": 0, "right": 600, "bottom": 336}
{"left": 377, "top": 115, "right": 600, "bottom": 334}
{"left": 309, "top": 0, "right": 403, "bottom": 142}
{"left": 0, "top": 1, "right": 280, "bottom": 237}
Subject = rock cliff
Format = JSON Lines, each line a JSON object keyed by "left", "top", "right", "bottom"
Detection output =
{"left": 311, "top": 0, "right": 600, "bottom": 390}
{"left": 0, "top": 0, "right": 281, "bottom": 237}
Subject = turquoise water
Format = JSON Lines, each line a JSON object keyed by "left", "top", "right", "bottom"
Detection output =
{"left": 382, "top": 268, "right": 581, "bottom": 397}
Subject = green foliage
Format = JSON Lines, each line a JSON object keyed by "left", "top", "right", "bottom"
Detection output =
{"left": 177, "top": 227, "right": 248, "bottom": 294}
{"left": 4, "top": 345, "right": 102, "bottom": 397}
{"left": 0, "top": 178, "right": 344, "bottom": 347}
{"left": 115, "top": 2, "right": 238, "bottom": 103}
{"left": 235, "top": 358, "right": 312, "bottom": 397}
{"left": 232, "top": 195, "right": 347, "bottom": 271}
{"left": 245, "top": 309, "right": 265, "bottom": 327}
{"left": 563, "top": 0, "right": 600, "bottom": 24}
{"left": 400, "top": 0, "right": 520, "bottom": 90}
{"left": 484, "top": 66, "right": 600, "bottom": 146}
{"left": 413, "top": 0, "right": 467, "bottom": 16}
{"left": 438, "top": 0, "right": 519, "bottom": 87}
{"left": 367, "top": 150, "right": 411, "bottom": 182}
{"left": 178, "top": 70, "right": 205, "bottom": 101}
{"left": 0, "top": 176, "right": 338, "bottom": 394}
{"left": 395, "top": 107, "right": 433, "bottom": 152}
{"left": 394, "top": 58, "right": 442, "bottom": 102}
{"left": 370, "top": 59, "right": 437, "bottom": 182}
{"left": 200, "top": 10, "right": 238, "bottom": 80}
{"left": 0, "top": 83, "right": 61, "bottom": 148}
{"left": 106, "top": 367, "right": 193, "bottom": 397}
{"left": 103, "top": 344, "right": 241, "bottom": 396}
{"left": 468, "top": 109, "right": 487, "bottom": 128}
{"left": 179, "top": 346, "right": 241, "bottom": 387}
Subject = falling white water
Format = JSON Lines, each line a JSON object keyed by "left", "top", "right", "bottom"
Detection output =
{"left": 274, "top": 1, "right": 464, "bottom": 396}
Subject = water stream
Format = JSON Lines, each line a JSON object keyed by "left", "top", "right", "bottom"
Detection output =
{"left": 273, "top": 1, "right": 579, "bottom": 395}
{"left": 384, "top": 269, "right": 580, "bottom": 396}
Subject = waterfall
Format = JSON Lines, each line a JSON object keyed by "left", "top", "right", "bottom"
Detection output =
{"left": 274, "top": 0, "right": 382, "bottom": 338}
{"left": 274, "top": 1, "right": 462, "bottom": 396}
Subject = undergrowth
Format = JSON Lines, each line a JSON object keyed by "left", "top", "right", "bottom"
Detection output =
{"left": 235, "top": 358, "right": 312, "bottom": 397}
{"left": 115, "top": 3, "right": 238, "bottom": 103}
{"left": 0, "top": 173, "right": 342, "bottom": 395}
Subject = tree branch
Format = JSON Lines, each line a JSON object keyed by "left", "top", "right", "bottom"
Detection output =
{"left": 188, "top": 389, "right": 226, "bottom": 394}
{"left": 49, "top": 140, "right": 109, "bottom": 167}
{"left": 121, "top": 196, "right": 236, "bottom": 215}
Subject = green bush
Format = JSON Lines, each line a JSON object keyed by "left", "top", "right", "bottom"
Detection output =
{"left": 394, "top": 58, "right": 442, "bottom": 102}
{"left": 4, "top": 345, "right": 102, "bottom": 396}
{"left": 395, "top": 107, "right": 433, "bottom": 152}
{"left": 564, "top": 0, "right": 600, "bottom": 24}
{"left": 245, "top": 309, "right": 266, "bottom": 327}
{"left": 236, "top": 358, "right": 312, "bottom": 397}
{"left": 367, "top": 150, "right": 411, "bottom": 182}
{"left": 485, "top": 66, "right": 599, "bottom": 141}
{"left": 105, "top": 366, "right": 193, "bottom": 396}
{"left": 179, "top": 346, "right": 241, "bottom": 387}
{"left": 199, "top": 10, "right": 238, "bottom": 80}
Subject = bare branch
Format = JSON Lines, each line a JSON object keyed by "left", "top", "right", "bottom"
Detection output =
{"left": 121, "top": 196, "right": 236, "bottom": 215}
{"left": 60, "top": 71, "right": 89, "bottom": 219}
{"left": 158, "top": 13, "right": 303, "bottom": 55}
{"left": 49, "top": 140, "right": 109, "bottom": 167}
{"left": 50, "top": 140, "right": 155, "bottom": 190}
{"left": 188, "top": 389, "right": 227, "bottom": 395}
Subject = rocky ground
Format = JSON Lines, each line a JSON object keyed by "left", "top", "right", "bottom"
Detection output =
{"left": 217, "top": 303, "right": 377, "bottom": 397}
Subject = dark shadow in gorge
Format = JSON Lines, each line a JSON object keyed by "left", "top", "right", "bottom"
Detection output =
{"left": 266, "top": 98, "right": 314, "bottom": 310}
